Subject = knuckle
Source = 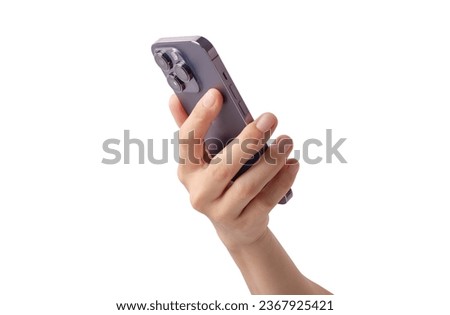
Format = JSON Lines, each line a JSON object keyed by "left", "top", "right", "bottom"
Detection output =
{"left": 191, "top": 101, "right": 215, "bottom": 123}
{"left": 191, "top": 110, "right": 208, "bottom": 125}
{"left": 233, "top": 180, "right": 259, "bottom": 200}
{"left": 189, "top": 187, "right": 208, "bottom": 211}
{"left": 255, "top": 196, "right": 276, "bottom": 210}
{"left": 209, "top": 208, "right": 232, "bottom": 224}
{"left": 209, "top": 165, "right": 232, "bottom": 182}
{"left": 189, "top": 193, "right": 203, "bottom": 211}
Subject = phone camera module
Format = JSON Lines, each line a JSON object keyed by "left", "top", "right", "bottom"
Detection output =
{"left": 154, "top": 52, "right": 173, "bottom": 71}
{"left": 167, "top": 74, "right": 185, "bottom": 92}
{"left": 174, "top": 62, "right": 193, "bottom": 82}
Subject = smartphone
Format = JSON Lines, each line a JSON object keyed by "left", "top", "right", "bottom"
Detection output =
{"left": 151, "top": 36, "right": 292, "bottom": 204}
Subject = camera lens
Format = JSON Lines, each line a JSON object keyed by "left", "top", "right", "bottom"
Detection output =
{"left": 167, "top": 74, "right": 184, "bottom": 92}
{"left": 154, "top": 52, "right": 172, "bottom": 71}
{"left": 174, "top": 62, "right": 192, "bottom": 82}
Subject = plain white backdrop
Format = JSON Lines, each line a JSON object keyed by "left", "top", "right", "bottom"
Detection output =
{"left": 1, "top": 1, "right": 449, "bottom": 314}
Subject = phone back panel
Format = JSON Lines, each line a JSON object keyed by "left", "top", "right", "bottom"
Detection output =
{"left": 151, "top": 36, "right": 253, "bottom": 156}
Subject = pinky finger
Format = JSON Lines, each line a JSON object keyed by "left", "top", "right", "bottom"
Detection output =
{"left": 241, "top": 159, "right": 300, "bottom": 219}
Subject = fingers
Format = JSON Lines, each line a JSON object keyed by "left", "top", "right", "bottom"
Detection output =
{"left": 241, "top": 158, "right": 299, "bottom": 221}
{"left": 168, "top": 94, "right": 188, "bottom": 128}
{"left": 204, "top": 113, "right": 278, "bottom": 198}
{"left": 177, "top": 89, "right": 223, "bottom": 167}
{"left": 220, "top": 135, "right": 294, "bottom": 216}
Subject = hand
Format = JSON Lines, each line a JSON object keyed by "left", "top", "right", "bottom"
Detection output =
{"left": 169, "top": 89, "right": 299, "bottom": 251}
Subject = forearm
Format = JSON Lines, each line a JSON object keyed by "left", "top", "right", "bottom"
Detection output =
{"left": 227, "top": 228, "right": 331, "bottom": 295}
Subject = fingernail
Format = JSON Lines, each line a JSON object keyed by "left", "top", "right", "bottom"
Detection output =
{"left": 256, "top": 113, "right": 276, "bottom": 132}
{"left": 202, "top": 90, "right": 215, "bottom": 108}
{"left": 288, "top": 161, "right": 300, "bottom": 174}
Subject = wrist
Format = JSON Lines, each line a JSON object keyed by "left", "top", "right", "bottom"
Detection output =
{"left": 225, "top": 227, "right": 273, "bottom": 255}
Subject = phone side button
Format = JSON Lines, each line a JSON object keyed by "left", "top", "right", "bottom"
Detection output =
{"left": 229, "top": 84, "right": 238, "bottom": 100}
{"left": 238, "top": 101, "right": 253, "bottom": 124}
{"left": 237, "top": 101, "right": 246, "bottom": 114}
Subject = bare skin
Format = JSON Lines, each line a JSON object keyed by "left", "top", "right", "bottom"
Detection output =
{"left": 169, "top": 88, "right": 331, "bottom": 295}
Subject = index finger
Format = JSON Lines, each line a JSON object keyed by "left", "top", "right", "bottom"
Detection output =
{"left": 178, "top": 89, "right": 223, "bottom": 167}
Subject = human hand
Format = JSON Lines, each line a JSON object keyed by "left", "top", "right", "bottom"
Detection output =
{"left": 169, "top": 89, "right": 299, "bottom": 250}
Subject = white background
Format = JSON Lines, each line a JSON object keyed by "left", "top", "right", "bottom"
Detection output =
{"left": 1, "top": 1, "right": 449, "bottom": 314}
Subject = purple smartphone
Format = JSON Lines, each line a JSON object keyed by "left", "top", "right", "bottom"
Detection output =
{"left": 152, "top": 36, "right": 292, "bottom": 204}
